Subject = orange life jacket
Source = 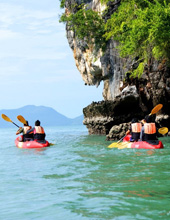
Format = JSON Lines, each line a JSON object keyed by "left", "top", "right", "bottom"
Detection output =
{"left": 23, "top": 126, "right": 32, "bottom": 134}
{"left": 144, "top": 123, "right": 156, "bottom": 134}
{"left": 131, "top": 123, "right": 142, "bottom": 133}
{"left": 34, "top": 126, "right": 45, "bottom": 134}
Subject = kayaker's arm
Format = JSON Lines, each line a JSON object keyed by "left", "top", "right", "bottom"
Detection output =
{"left": 126, "top": 130, "right": 130, "bottom": 135}
{"left": 16, "top": 127, "right": 23, "bottom": 135}
{"left": 126, "top": 124, "right": 131, "bottom": 135}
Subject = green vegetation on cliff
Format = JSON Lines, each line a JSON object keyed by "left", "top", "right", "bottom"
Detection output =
{"left": 60, "top": 4, "right": 106, "bottom": 51}
{"left": 105, "top": 0, "right": 170, "bottom": 76}
{"left": 60, "top": 0, "right": 170, "bottom": 76}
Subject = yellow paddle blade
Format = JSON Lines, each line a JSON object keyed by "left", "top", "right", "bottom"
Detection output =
{"left": 17, "top": 115, "right": 27, "bottom": 124}
{"left": 1, "top": 114, "right": 12, "bottom": 122}
{"left": 108, "top": 141, "right": 126, "bottom": 148}
{"left": 118, "top": 142, "right": 132, "bottom": 149}
{"left": 108, "top": 142, "right": 120, "bottom": 148}
{"left": 149, "top": 104, "right": 163, "bottom": 115}
{"left": 158, "top": 127, "right": 168, "bottom": 135}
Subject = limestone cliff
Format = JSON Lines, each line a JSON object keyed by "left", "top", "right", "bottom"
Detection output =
{"left": 63, "top": 0, "right": 170, "bottom": 138}
{"left": 65, "top": 0, "right": 126, "bottom": 99}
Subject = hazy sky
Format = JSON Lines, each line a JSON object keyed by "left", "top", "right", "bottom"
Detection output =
{"left": 0, "top": 0, "right": 103, "bottom": 118}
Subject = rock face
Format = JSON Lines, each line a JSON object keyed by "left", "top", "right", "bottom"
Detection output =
{"left": 83, "top": 85, "right": 142, "bottom": 135}
{"left": 65, "top": 0, "right": 126, "bottom": 99}
{"left": 64, "top": 0, "right": 170, "bottom": 138}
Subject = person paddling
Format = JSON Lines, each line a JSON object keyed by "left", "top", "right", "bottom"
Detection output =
{"left": 26, "top": 120, "right": 46, "bottom": 142}
{"left": 126, "top": 118, "right": 142, "bottom": 142}
{"left": 140, "top": 115, "right": 158, "bottom": 141}
{"left": 16, "top": 121, "right": 33, "bottom": 142}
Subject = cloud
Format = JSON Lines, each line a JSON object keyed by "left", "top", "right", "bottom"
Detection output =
{"left": 0, "top": 2, "right": 63, "bottom": 32}
{"left": 0, "top": 1, "right": 69, "bottom": 68}
{"left": 0, "top": 2, "right": 65, "bottom": 37}
{"left": 0, "top": 33, "right": 69, "bottom": 60}
{"left": 0, "top": 29, "right": 20, "bottom": 39}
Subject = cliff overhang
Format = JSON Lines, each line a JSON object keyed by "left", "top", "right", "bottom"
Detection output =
{"left": 61, "top": 0, "right": 170, "bottom": 138}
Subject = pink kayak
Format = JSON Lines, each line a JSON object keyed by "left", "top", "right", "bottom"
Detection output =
{"left": 122, "top": 135, "right": 164, "bottom": 149}
{"left": 15, "top": 136, "right": 50, "bottom": 149}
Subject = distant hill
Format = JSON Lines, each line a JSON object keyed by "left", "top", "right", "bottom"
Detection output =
{"left": 0, "top": 105, "right": 84, "bottom": 128}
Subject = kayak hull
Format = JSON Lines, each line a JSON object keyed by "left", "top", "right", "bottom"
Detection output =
{"left": 15, "top": 136, "right": 50, "bottom": 149}
{"left": 122, "top": 135, "right": 164, "bottom": 149}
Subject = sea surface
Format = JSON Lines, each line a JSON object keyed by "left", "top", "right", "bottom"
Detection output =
{"left": 0, "top": 125, "right": 170, "bottom": 220}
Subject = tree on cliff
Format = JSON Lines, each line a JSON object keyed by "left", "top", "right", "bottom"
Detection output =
{"left": 59, "top": 3, "right": 106, "bottom": 51}
{"left": 104, "top": 0, "right": 170, "bottom": 77}
{"left": 60, "top": 0, "right": 170, "bottom": 77}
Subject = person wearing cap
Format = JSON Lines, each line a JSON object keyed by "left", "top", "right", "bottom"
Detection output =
{"left": 126, "top": 118, "right": 142, "bottom": 142}
{"left": 16, "top": 121, "right": 33, "bottom": 142}
{"left": 26, "top": 120, "right": 46, "bottom": 142}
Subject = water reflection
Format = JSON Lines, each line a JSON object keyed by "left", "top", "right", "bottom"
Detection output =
{"left": 19, "top": 147, "right": 49, "bottom": 155}
{"left": 125, "top": 190, "right": 152, "bottom": 198}
{"left": 134, "top": 150, "right": 156, "bottom": 156}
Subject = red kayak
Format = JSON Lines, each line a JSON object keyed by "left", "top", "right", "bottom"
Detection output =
{"left": 15, "top": 136, "right": 50, "bottom": 149}
{"left": 122, "top": 135, "right": 164, "bottom": 149}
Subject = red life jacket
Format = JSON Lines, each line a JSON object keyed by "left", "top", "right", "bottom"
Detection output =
{"left": 23, "top": 126, "right": 32, "bottom": 134}
{"left": 131, "top": 122, "right": 142, "bottom": 141}
{"left": 34, "top": 126, "right": 45, "bottom": 134}
{"left": 131, "top": 123, "right": 142, "bottom": 133}
{"left": 144, "top": 123, "right": 156, "bottom": 134}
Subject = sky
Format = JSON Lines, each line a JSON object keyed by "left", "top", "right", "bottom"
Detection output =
{"left": 0, "top": 0, "right": 103, "bottom": 118}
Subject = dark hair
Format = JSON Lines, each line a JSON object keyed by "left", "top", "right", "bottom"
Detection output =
{"left": 150, "top": 114, "right": 156, "bottom": 122}
{"left": 145, "top": 115, "right": 151, "bottom": 123}
{"left": 24, "top": 121, "right": 29, "bottom": 126}
{"left": 35, "top": 120, "right": 40, "bottom": 126}
{"left": 131, "top": 118, "right": 138, "bottom": 123}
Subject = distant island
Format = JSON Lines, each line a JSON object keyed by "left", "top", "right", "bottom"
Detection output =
{"left": 0, "top": 105, "right": 84, "bottom": 128}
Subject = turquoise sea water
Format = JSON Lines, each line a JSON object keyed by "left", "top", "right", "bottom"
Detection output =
{"left": 0, "top": 125, "right": 170, "bottom": 220}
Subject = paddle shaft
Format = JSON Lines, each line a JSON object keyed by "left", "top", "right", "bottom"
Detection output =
{"left": 117, "top": 135, "right": 126, "bottom": 144}
{"left": 12, "top": 122, "right": 20, "bottom": 128}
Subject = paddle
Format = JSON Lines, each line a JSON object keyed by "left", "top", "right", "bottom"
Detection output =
{"left": 108, "top": 135, "right": 126, "bottom": 148}
{"left": 17, "top": 115, "right": 27, "bottom": 124}
{"left": 118, "top": 142, "right": 131, "bottom": 149}
{"left": 113, "top": 127, "right": 168, "bottom": 150}
{"left": 17, "top": 115, "right": 55, "bottom": 145}
{"left": 149, "top": 104, "right": 163, "bottom": 115}
{"left": 1, "top": 114, "right": 20, "bottom": 128}
{"left": 158, "top": 127, "right": 168, "bottom": 135}
{"left": 117, "top": 127, "right": 169, "bottom": 150}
